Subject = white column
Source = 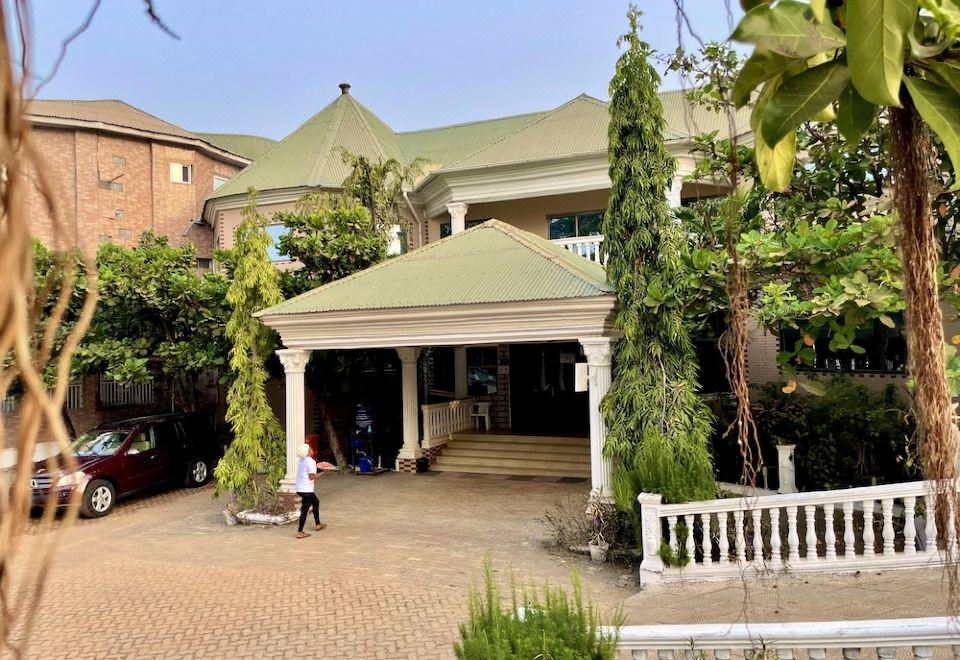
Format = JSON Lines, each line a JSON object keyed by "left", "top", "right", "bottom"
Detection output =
{"left": 454, "top": 346, "right": 468, "bottom": 398}
{"left": 446, "top": 201, "right": 468, "bottom": 234}
{"left": 396, "top": 347, "right": 422, "bottom": 464}
{"left": 277, "top": 348, "right": 311, "bottom": 493}
{"left": 580, "top": 337, "right": 613, "bottom": 498}
{"left": 666, "top": 173, "right": 684, "bottom": 208}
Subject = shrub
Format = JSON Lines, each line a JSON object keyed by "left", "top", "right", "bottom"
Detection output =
{"left": 542, "top": 494, "right": 637, "bottom": 554}
{"left": 454, "top": 561, "right": 622, "bottom": 660}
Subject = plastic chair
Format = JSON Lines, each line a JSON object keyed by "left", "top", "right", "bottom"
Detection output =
{"left": 471, "top": 402, "right": 492, "bottom": 431}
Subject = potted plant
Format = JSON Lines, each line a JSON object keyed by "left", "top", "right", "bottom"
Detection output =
{"left": 587, "top": 500, "right": 610, "bottom": 563}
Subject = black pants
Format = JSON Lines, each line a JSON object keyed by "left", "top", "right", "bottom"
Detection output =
{"left": 297, "top": 491, "right": 320, "bottom": 532}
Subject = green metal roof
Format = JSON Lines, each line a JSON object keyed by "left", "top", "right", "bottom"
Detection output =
{"left": 256, "top": 220, "right": 612, "bottom": 316}
{"left": 195, "top": 133, "right": 277, "bottom": 160}
{"left": 208, "top": 87, "right": 751, "bottom": 203}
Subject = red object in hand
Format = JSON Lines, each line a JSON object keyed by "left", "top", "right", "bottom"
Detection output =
{"left": 316, "top": 461, "right": 337, "bottom": 471}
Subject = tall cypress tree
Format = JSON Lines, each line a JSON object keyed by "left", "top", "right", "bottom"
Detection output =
{"left": 600, "top": 8, "right": 715, "bottom": 503}
{"left": 213, "top": 189, "right": 286, "bottom": 505}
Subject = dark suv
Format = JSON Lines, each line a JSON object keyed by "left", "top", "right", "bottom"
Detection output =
{"left": 31, "top": 412, "right": 222, "bottom": 518}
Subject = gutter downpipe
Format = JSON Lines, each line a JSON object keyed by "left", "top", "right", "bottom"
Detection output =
{"left": 403, "top": 191, "right": 424, "bottom": 249}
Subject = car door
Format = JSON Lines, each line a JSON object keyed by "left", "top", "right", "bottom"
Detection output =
{"left": 151, "top": 420, "right": 180, "bottom": 482}
{"left": 120, "top": 426, "right": 161, "bottom": 493}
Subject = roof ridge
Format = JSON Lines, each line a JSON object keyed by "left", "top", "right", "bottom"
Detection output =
{"left": 484, "top": 220, "right": 608, "bottom": 288}
{"left": 398, "top": 108, "right": 548, "bottom": 136}
{"left": 444, "top": 95, "right": 598, "bottom": 170}
{"left": 343, "top": 95, "right": 398, "bottom": 160}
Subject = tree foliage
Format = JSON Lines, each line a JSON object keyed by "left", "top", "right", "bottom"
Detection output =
{"left": 600, "top": 8, "right": 716, "bottom": 503}
{"left": 213, "top": 189, "right": 286, "bottom": 504}
{"left": 274, "top": 193, "right": 386, "bottom": 297}
{"left": 337, "top": 148, "right": 425, "bottom": 240}
{"left": 75, "top": 233, "right": 230, "bottom": 411}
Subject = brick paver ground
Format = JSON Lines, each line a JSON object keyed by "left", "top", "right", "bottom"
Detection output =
{"left": 5, "top": 473, "right": 954, "bottom": 659}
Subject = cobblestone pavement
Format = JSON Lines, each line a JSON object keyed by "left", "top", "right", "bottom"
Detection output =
{"left": 6, "top": 473, "right": 954, "bottom": 659}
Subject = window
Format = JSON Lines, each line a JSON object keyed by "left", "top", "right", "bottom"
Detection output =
{"left": 128, "top": 428, "right": 156, "bottom": 454}
{"left": 467, "top": 346, "right": 499, "bottom": 395}
{"left": 196, "top": 257, "right": 213, "bottom": 273}
{"left": 114, "top": 209, "right": 124, "bottom": 219}
{"left": 548, "top": 211, "right": 603, "bottom": 240}
{"left": 111, "top": 155, "right": 126, "bottom": 167}
{"left": 98, "top": 179, "right": 123, "bottom": 192}
{"left": 213, "top": 174, "right": 229, "bottom": 191}
{"left": 118, "top": 228, "right": 132, "bottom": 239}
{"left": 170, "top": 163, "right": 193, "bottom": 184}
{"left": 266, "top": 224, "right": 290, "bottom": 262}
{"left": 439, "top": 219, "right": 487, "bottom": 238}
{"left": 98, "top": 234, "right": 112, "bottom": 244}
{"left": 781, "top": 315, "right": 907, "bottom": 374}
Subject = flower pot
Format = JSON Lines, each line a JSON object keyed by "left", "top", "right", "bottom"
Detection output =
{"left": 588, "top": 541, "right": 609, "bottom": 563}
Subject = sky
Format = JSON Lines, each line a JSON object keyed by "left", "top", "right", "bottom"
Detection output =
{"left": 20, "top": 1, "right": 743, "bottom": 140}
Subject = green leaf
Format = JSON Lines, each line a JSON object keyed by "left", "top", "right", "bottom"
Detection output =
{"left": 752, "top": 78, "right": 797, "bottom": 192}
{"left": 904, "top": 76, "right": 960, "bottom": 191}
{"left": 810, "top": 0, "right": 828, "bottom": 22}
{"left": 799, "top": 380, "right": 827, "bottom": 396}
{"left": 928, "top": 61, "right": 960, "bottom": 95}
{"left": 846, "top": 0, "right": 915, "bottom": 107}
{"left": 731, "top": 1, "right": 846, "bottom": 59}
{"left": 761, "top": 61, "right": 850, "bottom": 145}
{"left": 733, "top": 49, "right": 799, "bottom": 107}
{"left": 837, "top": 83, "right": 878, "bottom": 144}
{"left": 879, "top": 313, "right": 897, "bottom": 328}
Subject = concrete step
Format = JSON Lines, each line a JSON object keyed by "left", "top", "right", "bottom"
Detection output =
{"left": 451, "top": 433, "right": 588, "bottom": 447}
{"left": 430, "top": 462, "right": 590, "bottom": 478}
{"left": 441, "top": 447, "right": 590, "bottom": 465}
{"left": 444, "top": 440, "right": 589, "bottom": 456}
{"left": 435, "top": 453, "right": 589, "bottom": 470}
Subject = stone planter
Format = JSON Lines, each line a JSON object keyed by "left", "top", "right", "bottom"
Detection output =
{"left": 777, "top": 443, "right": 797, "bottom": 494}
{"left": 235, "top": 509, "right": 298, "bottom": 526}
{"left": 223, "top": 509, "right": 238, "bottom": 526}
{"left": 588, "top": 541, "right": 609, "bottom": 563}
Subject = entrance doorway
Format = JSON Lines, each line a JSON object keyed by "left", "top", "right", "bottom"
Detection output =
{"left": 508, "top": 342, "right": 588, "bottom": 436}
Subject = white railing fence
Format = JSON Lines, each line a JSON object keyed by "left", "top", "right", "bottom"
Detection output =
{"left": 613, "top": 617, "right": 959, "bottom": 659}
{"left": 638, "top": 480, "right": 958, "bottom": 583}
{"left": 98, "top": 376, "right": 157, "bottom": 407}
{"left": 1, "top": 379, "right": 83, "bottom": 413}
{"left": 552, "top": 235, "right": 605, "bottom": 266}
{"left": 421, "top": 396, "right": 475, "bottom": 449}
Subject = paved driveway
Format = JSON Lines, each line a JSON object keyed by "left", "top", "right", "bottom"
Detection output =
{"left": 9, "top": 473, "right": 628, "bottom": 659}
{"left": 7, "top": 473, "right": 952, "bottom": 659}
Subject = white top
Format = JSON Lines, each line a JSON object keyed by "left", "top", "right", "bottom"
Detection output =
{"left": 295, "top": 456, "right": 317, "bottom": 493}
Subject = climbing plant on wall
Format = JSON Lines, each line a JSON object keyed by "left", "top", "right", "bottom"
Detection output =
{"left": 600, "top": 7, "right": 716, "bottom": 504}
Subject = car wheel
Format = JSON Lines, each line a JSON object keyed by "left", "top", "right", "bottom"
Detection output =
{"left": 185, "top": 458, "right": 210, "bottom": 487}
{"left": 81, "top": 480, "right": 116, "bottom": 518}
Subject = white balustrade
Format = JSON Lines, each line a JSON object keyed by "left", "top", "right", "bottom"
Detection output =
{"left": 98, "top": 376, "right": 157, "bottom": 407}
{"left": 614, "top": 618, "right": 957, "bottom": 660}
{"left": 421, "top": 396, "right": 475, "bottom": 449}
{"left": 551, "top": 235, "right": 605, "bottom": 265}
{"left": 1, "top": 394, "right": 16, "bottom": 413}
{"left": 638, "top": 480, "right": 958, "bottom": 584}
{"left": 1, "top": 379, "right": 83, "bottom": 413}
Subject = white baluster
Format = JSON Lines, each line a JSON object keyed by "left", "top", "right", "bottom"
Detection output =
{"left": 877, "top": 648, "right": 895, "bottom": 660}
{"left": 881, "top": 497, "right": 895, "bottom": 556}
{"left": 824, "top": 504, "right": 837, "bottom": 560}
{"left": 708, "top": 513, "right": 718, "bottom": 565}
{"left": 913, "top": 646, "right": 933, "bottom": 660}
{"left": 904, "top": 496, "right": 917, "bottom": 555}
{"left": 777, "top": 649, "right": 794, "bottom": 660}
{"left": 842, "top": 501, "right": 855, "bottom": 559}
{"left": 952, "top": 645, "right": 960, "bottom": 660}
{"left": 805, "top": 504, "right": 818, "bottom": 559}
{"left": 715, "top": 651, "right": 731, "bottom": 660}
{"left": 843, "top": 648, "right": 860, "bottom": 660}
{"left": 668, "top": 515, "right": 678, "bottom": 556}
{"left": 657, "top": 649, "right": 672, "bottom": 660}
{"left": 787, "top": 505, "right": 800, "bottom": 563}
{"left": 718, "top": 511, "right": 729, "bottom": 563}
{"left": 770, "top": 507, "right": 782, "bottom": 568}
{"left": 949, "top": 495, "right": 958, "bottom": 554}
{"left": 863, "top": 499, "right": 876, "bottom": 557}
{"left": 734, "top": 510, "right": 746, "bottom": 563}
{"left": 684, "top": 515, "right": 696, "bottom": 566}
{"left": 925, "top": 493, "right": 938, "bottom": 555}
{"left": 751, "top": 508, "right": 763, "bottom": 563}
{"left": 809, "top": 648, "right": 826, "bottom": 660}
{"left": 631, "top": 652, "right": 646, "bottom": 660}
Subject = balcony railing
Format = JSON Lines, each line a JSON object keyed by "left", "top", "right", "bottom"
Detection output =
{"left": 1, "top": 379, "right": 83, "bottom": 413}
{"left": 421, "top": 397, "right": 475, "bottom": 449}
{"left": 99, "top": 376, "right": 157, "bottom": 407}
{"left": 552, "top": 235, "right": 605, "bottom": 266}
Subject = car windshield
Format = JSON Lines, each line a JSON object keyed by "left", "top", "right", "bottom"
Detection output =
{"left": 71, "top": 431, "right": 127, "bottom": 457}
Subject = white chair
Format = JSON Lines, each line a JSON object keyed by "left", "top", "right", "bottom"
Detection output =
{"left": 471, "top": 402, "right": 492, "bottom": 431}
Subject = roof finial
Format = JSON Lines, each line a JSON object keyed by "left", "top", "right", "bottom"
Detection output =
{"left": 339, "top": 82, "right": 351, "bottom": 95}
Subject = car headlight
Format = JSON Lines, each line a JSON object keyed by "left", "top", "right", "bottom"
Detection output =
{"left": 55, "top": 471, "right": 87, "bottom": 488}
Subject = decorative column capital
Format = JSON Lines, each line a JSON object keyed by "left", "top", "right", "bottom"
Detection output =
{"left": 277, "top": 348, "right": 311, "bottom": 373}
{"left": 395, "top": 347, "right": 422, "bottom": 364}
{"left": 446, "top": 201, "right": 468, "bottom": 220}
{"left": 579, "top": 337, "right": 612, "bottom": 367}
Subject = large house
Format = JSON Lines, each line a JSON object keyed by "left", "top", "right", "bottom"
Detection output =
{"left": 202, "top": 83, "right": 756, "bottom": 495}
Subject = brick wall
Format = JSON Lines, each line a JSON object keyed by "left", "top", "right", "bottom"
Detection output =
{"left": 26, "top": 125, "right": 241, "bottom": 258}
{"left": 474, "top": 344, "right": 510, "bottom": 430}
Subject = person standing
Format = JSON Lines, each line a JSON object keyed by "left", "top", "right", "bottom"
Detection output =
{"left": 295, "top": 443, "right": 326, "bottom": 539}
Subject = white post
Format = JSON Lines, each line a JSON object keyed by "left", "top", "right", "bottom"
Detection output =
{"left": 637, "top": 493, "right": 665, "bottom": 585}
{"left": 777, "top": 443, "right": 797, "bottom": 494}
{"left": 276, "top": 348, "right": 311, "bottom": 493}
{"left": 454, "top": 346, "right": 468, "bottom": 398}
{"left": 446, "top": 201, "right": 469, "bottom": 235}
{"left": 580, "top": 337, "right": 613, "bottom": 498}
{"left": 396, "top": 347, "right": 422, "bottom": 467}
{"left": 666, "top": 173, "right": 684, "bottom": 208}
